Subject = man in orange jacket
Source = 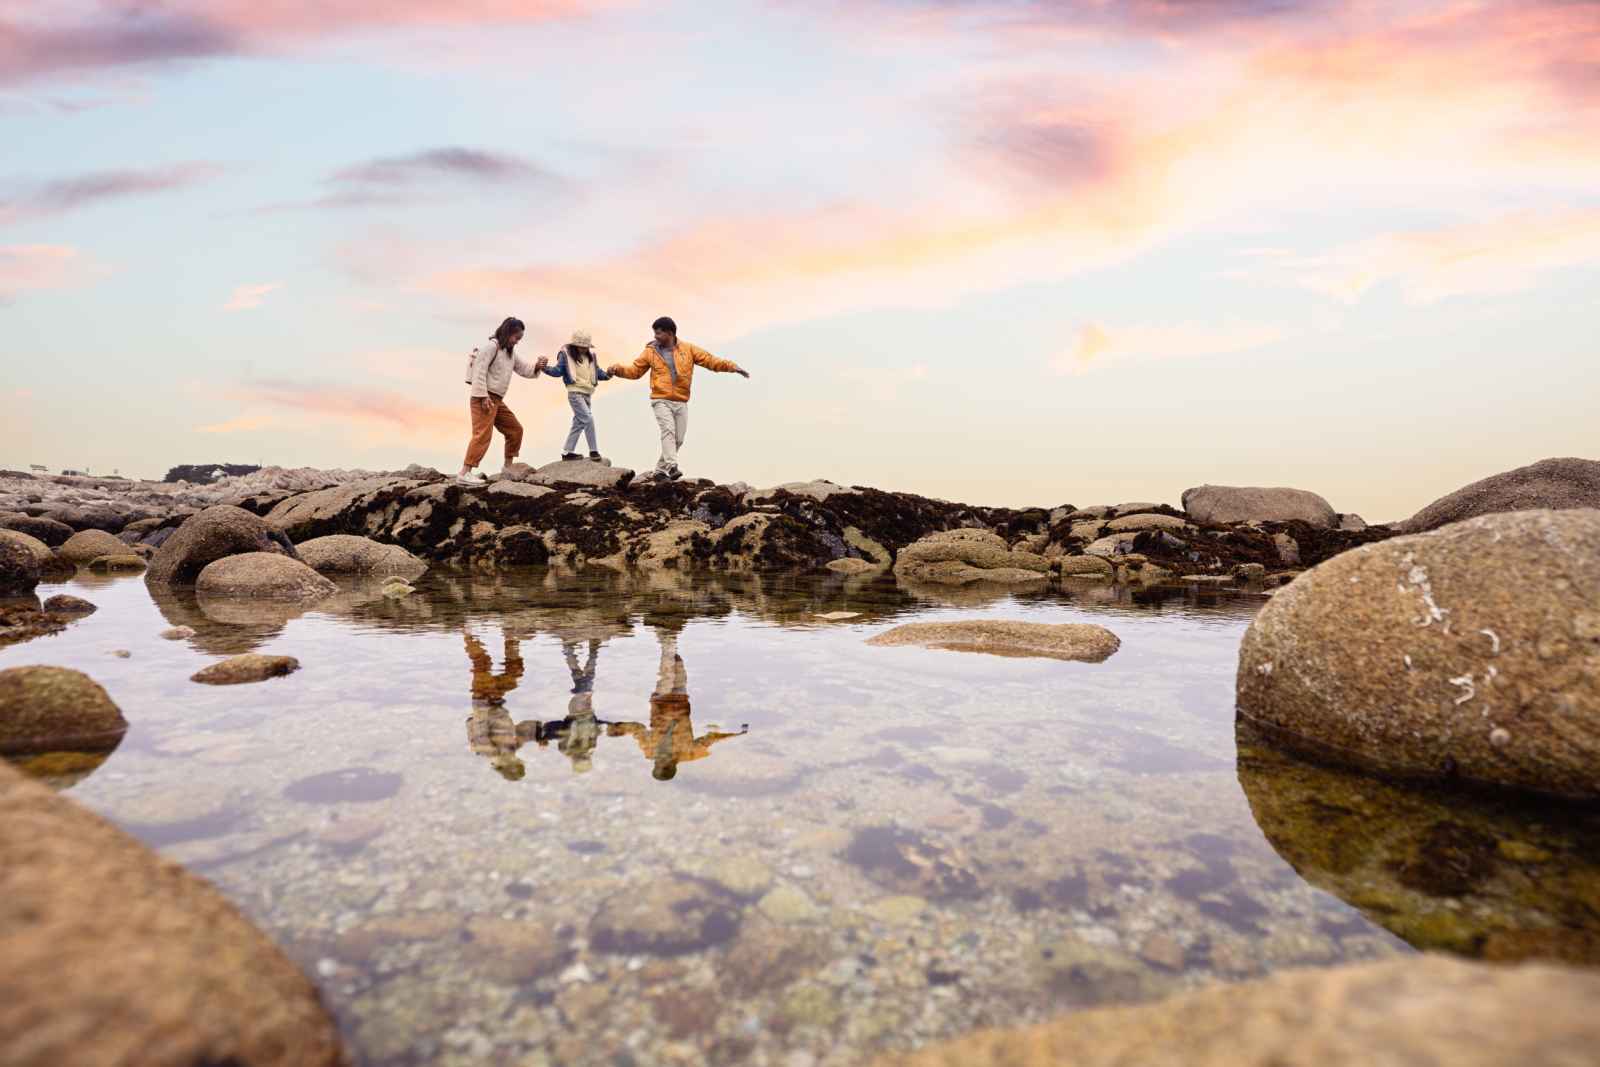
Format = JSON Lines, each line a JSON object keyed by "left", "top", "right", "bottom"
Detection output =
{"left": 606, "top": 316, "right": 750, "bottom": 481}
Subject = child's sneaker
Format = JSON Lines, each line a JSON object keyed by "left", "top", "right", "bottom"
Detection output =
{"left": 561, "top": 452, "right": 581, "bottom": 461}
{"left": 667, "top": 466, "right": 683, "bottom": 481}
{"left": 588, "top": 452, "right": 604, "bottom": 462}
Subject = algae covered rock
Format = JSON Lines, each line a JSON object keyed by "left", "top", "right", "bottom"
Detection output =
{"left": 894, "top": 530, "right": 1050, "bottom": 586}
{"left": 0, "top": 760, "right": 345, "bottom": 1067}
{"left": 0, "top": 514, "right": 73, "bottom": 547}
{"left": 86, "top": 553, "right": 147, "bottom": 573}
{"left": 1237, "top": 509, "right": 1600, "bottom": 798}
{"left": 41, "top": 594, "right": 96, "bottom": 616}
{"left": 0, "top": 538, "right": 39, "bottom": 594}
{"left": 146, "top": 504, "right": 300, "bottom": 585}
{"left": 55, "top": 528, "right": 126, "bottom": 565}
{"left": 0, "top": 666, "right": 126, "bottom": 755}
{"left": 867, "top": 620, "right": 1120, "bottom": 662}
{"left": 191, "top": 654, "right": 301, "bottom": 686}
{"left": 295, "top": 533, "right": 427, "bottom": 578}
{"left": 1181, "top": 484, "right": 1337, "bottom": 528}
{"left": 875, "top": 955, "right": 1600, "bottom": 1067}
{"left": 195, "top": 553, "right": 337, "bottom": 602}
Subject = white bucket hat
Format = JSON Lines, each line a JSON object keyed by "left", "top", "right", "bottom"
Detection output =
{"left": 568, "top": 329, "right": 594, "bottom": 349}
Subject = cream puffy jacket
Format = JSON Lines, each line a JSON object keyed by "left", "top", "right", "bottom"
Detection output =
{"left": 466, "top": 343, "right": 540, "bottom": 398}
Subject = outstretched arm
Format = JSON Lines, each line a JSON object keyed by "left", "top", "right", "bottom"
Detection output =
{"left": 690, "top": 344, "right": 749, "bottom": 378}
{"left": 537, "top": 351, "right": 565, "bottom": 378}
{"left": 607, "top": 348, "right": 654, "bottom": 380}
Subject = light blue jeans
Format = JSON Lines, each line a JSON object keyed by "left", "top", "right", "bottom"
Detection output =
{"left": 564, "top": 391, "right": 597, "bottom": 454}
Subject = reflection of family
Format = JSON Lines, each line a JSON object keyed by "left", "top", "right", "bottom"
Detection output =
{"left": 461, "top": 623, "right": 746, "bottom": 780}
{"left": 456, "top": 315, "right": 750, "bottom": 488}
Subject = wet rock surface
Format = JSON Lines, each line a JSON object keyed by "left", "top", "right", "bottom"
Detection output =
{"left": 0, "top": 665, "right": 126, "bottom": 755}
{"left": 56, "top": 528, "right": 126, "bottom": 565}
{"left": 147, "top": 504, "right": 302, "bottom": 584}
{"left": 867, "top": 620, "right": 1121, "bottom": 662}
{"left": 1397, "top": 456, "right": 1600, "bottom": 533}
{"left": 196, "top": 553, "right": 338, "bottom": 602}
{"left": 296, "top": 534, "right": 429, "bottom": 578}
{"left": 192, "top": 653, "right": 302, "bottom": 685}
{"left": 1237, "top": 509, "right": 1600, "bottom": 798}
{"left": 0, "top": 538, "right": 40, "bottom": 594}
{"left": 0, "top": 760, "right": 345, "bottom": 1067}
{"left": 877, "top": 956, "right": 1600, "bottom": 1067}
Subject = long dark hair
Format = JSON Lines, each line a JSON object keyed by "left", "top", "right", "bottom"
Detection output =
{"left": 568, "top": 344, "right": 592, "bottom": 364}
{"left": 492, "top": 317, "right": 525, "bottom": 353}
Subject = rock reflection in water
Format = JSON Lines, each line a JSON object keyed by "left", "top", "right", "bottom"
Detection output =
{"left": 5, "top": 746, "right": 118, "bottom": 790}
{"left": 1238, "top": 720, "right": 1600, "bottom": 963}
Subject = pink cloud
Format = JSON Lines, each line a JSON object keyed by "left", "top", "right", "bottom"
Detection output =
{"left": 0, "top": 162, "right": 222, "bottom": 226}
{"left": 222, "top": 282, "right": 282, "bottom": 311}
{"left": 196, "top": 414, "right": 277, "bottom": 434}
{"left": 1054, "top": 319, "right": 1285, "bottom": 374}
{"left": 0, "top": 244, "right": 89, "bottom": 300}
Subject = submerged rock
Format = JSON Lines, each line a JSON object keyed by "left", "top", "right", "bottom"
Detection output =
{"left": 0, "top": 606, "right": 68, "bottom": 648}
{"left": 40, "top": 594, "right": 96, "bottom": 616}
{"left": 55, "top": 529, "right": 125, "bottom": 565}
{"left": 876, "top": 955, "right": 1600, "bottom": 1067}
{"left": 1181, "top": 484, "right": 1338, "bottom": 528}
{"left": 867, "top": 620, "right": 1120, "bottom": 662}
{"left": 86, "top": 553, "right": 146, "bottom": 573}
{"left": 0, "top": 761, "right": 345, "bottom": 1067}
{"left": 0, "top": 666, "right": 126, "bottom": 755}
{"left": 1397, "top": 457, "right": 1600, "bottom": 533}
{"left": 1237, "top": 509, "right": 1600, "bottom": 798}
{"left": 191, "top": 654, "right": 301, "bottom": 686}
{"left": 195, "top": 553, "right": 337, "bottom": 602}
{"left": 295, "top": 534, "right": 428, "bottom": 578}
{"left": 1238, "top": 720, "right": 1600, "bottom": 963}
{"left": 590, "top": 879, "right": 741, "bottom": 956}
{"left": 894, "top": 530, "right": 1050, "bottom": 585}
{"left": 146, "top": 504, "right": 300, "bottom": 585}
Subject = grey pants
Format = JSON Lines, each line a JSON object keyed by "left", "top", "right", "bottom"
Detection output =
{"left": 651, "top": 399, "right": 688, "bottom": 473}
{"left": 564, "top": 391, "right": 597, "bottom": 454}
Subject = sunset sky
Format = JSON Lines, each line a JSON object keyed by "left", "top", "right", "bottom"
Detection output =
{"left": 2, "top": 0, "right": 1596, "bottom": 520}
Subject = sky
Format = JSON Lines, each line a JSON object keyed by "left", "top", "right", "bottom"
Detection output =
{"left": 1, "top": 0, "right": 1597, "bottom": 521}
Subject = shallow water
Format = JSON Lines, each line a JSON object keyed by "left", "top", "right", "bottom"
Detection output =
{"left": 6, "top": 569, "right": 1599, "bottom": 1066}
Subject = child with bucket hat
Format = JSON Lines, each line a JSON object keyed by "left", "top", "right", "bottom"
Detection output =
{"left": 535, "top": 329, "right": 611, "bottom": 461}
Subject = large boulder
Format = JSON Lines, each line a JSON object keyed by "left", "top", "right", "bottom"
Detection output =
{"left": 0, "top": 539, "right": 39, "bottom": 594}
{"left": 1397, "top": 457, "right": 1600, "bottom": 533}
{"left": 1237, "top": 509, "right": 1600, "bottom": 798}
{"left": 867, "top": 620, "right": 1120, "bottom": 662}
{"left": 264, "top": 477, "right": 423, "bottom": 542}
{"left": 1181, "top": 485, "right": 1337, "bottom": 528}
{"left": 0, "top": 666, "right": 127, "bottom": 755}
{"left": 0, "top": 528, "right": 54, "bottom": 569}
{"left": 0, "top": 514, "right": 72, "bottom": 547}
{"left": 295, "top": 534, "right": 427, "bottom": 578}
{"left": 56, "top": 529, "right": 127, "bottom": 565}
{"left": 195, "top": 553, "right": 337, "bottom": 602}
{"left": 0, "top": 760, "right": 345, "bottom": 1067}
{"left": 146, "top": 504, "right": 299, "bottom": 585}
{"left": 874, "top": 956, "right": 1600, "bottom": 1067}
{"left": 44, "top": 503, "right": 127, "bottom": 533}
{"left": 507, "top": 458, "right": 633, "bottom": 490}
{"left": 893, "top": 530, "right": 1050, "bottom": 585}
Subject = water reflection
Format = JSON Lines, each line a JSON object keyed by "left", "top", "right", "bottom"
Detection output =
{"left": 608, "top": 623, "right": 747, "bottom": 781}
{"left": 1238, "top": 720, "right": 1600, "bottom": 963}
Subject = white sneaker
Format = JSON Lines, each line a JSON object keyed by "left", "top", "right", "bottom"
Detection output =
{"left": 455, "top": 472, "right": 489, "bottom": 487}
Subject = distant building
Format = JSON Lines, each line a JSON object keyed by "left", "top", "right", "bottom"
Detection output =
{"left": 62, "top": 469, "right": 87, "bottom": 477}
{"left": 28, "top": 464, "right": 46, "bottom": 473}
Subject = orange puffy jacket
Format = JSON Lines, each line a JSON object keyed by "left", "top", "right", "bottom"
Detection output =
{"left": 607, "top": 340, "right": 742, "bottom": 402}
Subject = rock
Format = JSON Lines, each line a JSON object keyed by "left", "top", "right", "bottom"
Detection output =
{"left": 0, "top": 607, "right": 68, "bottom": 649}
{"left": 826, "top": 557, "right": 879, "bottom": 574}
{"left": 1138, "top": 933, "right": 1186, "bottom": 971}
{"left": 1083, "top": 533, "right": 1142, "bottom": 558}
{"left": 1272, "top": 532, "right": 1300, "bottom": 566}
{"left": 160, "top": 626, "right": 196, "bottom": 640}
{"left": 894, "top": 530, "right": 1050, "bottom": 585}
{"left": 875, "top": 956, "right": 1600, "bottom": 1067}
{"left": 1181, "top": 485, "right": 1338, "bottom": 528}
{"left": 462, "top": 917, "right": 570, "bottom": 983}
{"left": 1238, "top": 719, "right": 1600, "bottom": 963}
{"left": 87, "top": 553, "right": 147, "bottom": 573}
{"left": 868, "top": 620, "right": 1119, "bottom": 662}
{"left": 758, "top": 885, "right": 822, "bottom": 924}
{"left": 191, "top": 654, "right": 301, "bottom": 686}
{"left": 147, "top": 504, "right": 300, "bottom": 585}
{"left": 41, "top": 594, "right": 96, "bottom": 616}
{"left": 590, "top": 880, "right": 741, "bottom": 956}
{"left": 0, "top": 761, "right": 344, "bottom": 1067}
{"left": 0, "top": 666, "right": 127, "bottom": 755}
{"left": 1398, "top": 458, "right": 1600, "bottom": 533}
{"left": 1236, "top": 509, "right": 1600, "bottom": 798}
{"left": 702, "top": 855, "right": 776, "bottom": 898}
{"left": 0, "top": 514, "right": 73, "bottom": 547}
{"left": 1104, "top": 513, "right": 1191, "bottom": 533}
{"left": 1066, "top": 506, "right": 1113, "bottom": 520}
{"left": 512, "top": 458, "right": 634, "bottom": 490}
{"left": 0, "top": 538, "right": 39, "bottom": 594}
{"left": 486, "top": 480, "right": 554, "bottom": 501}
{"left": 1056, "top": 555, "right": 1115, "bottom": 579}
{"left": 55, "top": 529, "right": 127, "bottom": 565}
{"left": 1338, "top": 513, "right": 1368, "bottom": 531}
{"left": 748, "top": 480, "right": 856, "bottom": 503}
{"left": 1233, "top": 563, "right": 1267, "bottom": 582}
{"left": 863, "top": 896, "right": 928, "bottom": 925}
{"left": 295, "top": 534, "right": 427, "bottom": 578}
{"left": 0, "top": 528, "right": 54, "bottom": 568}
{"left": 195, "top": 553, "right": 337, "bottom": 602}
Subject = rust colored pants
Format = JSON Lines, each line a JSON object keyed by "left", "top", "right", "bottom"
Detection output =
{"left": 463, "top": 393, "right": 523, "bottom": 467}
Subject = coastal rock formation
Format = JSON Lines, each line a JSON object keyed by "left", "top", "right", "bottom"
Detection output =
{"left": 1237, "top": 509, "right": 1600, "bottom": 798}
{"left": 867, "top": 620, "right": 1120, "bottom": 662}
{"left": 893, "top": 530, "right": 1050, "bottom": 585}
{"left": 0, "top": 666, "right": 126, "bottom": 755}
{"left": 0, "top": 538, "right": 39, "bottom": 594}
{"left": 56, "top": 529, "right": 126, "bottom": 565}
{"left": 0, "top": 760, "right": 345, "bottom": 1067}
{"left": 1, "top": 514, "right": 73, "bottom": 547}
{"left": 147, "top": 504, "right": 300, "bottom": 584}
{"left": 195, "top": 553, "right": 337, "bottom": 602}
{"left": 875, "top": 956, "right": 1600, "bottom": 1067}
{"left": 1396, "top": 457, "right": 1600, "bottom": 533}
{"left": 295, "top": 534, "right": 428, "bottom": 578}
{"left": 192, "top": 654, "right": 302, "bottom": 685}
{"left": 162, "top": 462, "right": 262, "bottom": 484}
{"left": 0, "top": 529, "right": 54, "bottom": 568}
{"left": 41, "top": 594, "right": 96, "bottom": 616}
{"left": 1238, "top": 720, "right": 1600, "bottom": 963}
{"left": 505, "top": 458, "right": 634, "bottom": 490}
{"left": 1181, "top": 484, "right": 1337, "bottom": 528}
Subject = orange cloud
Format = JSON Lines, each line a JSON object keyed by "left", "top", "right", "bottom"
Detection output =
{"left": 196, "top": 414, "right": 277, "bottom": 434}
{"left": 222, "top": 282, "right": 281, "bottom": 311}
{"left": 1055, "top": 319, "right": 1285, "bottom": 374}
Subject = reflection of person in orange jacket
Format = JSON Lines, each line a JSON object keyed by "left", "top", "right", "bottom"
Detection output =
{"left": 463, "top": 630, "right": 537, "bottom": 781}
{"left": 608, "top": 626, "right": 746, "bottom": 780}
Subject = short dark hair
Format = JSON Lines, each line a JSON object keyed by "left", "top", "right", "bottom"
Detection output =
{"left": 651, "top": 316, "right": 677, "bottom": 336}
